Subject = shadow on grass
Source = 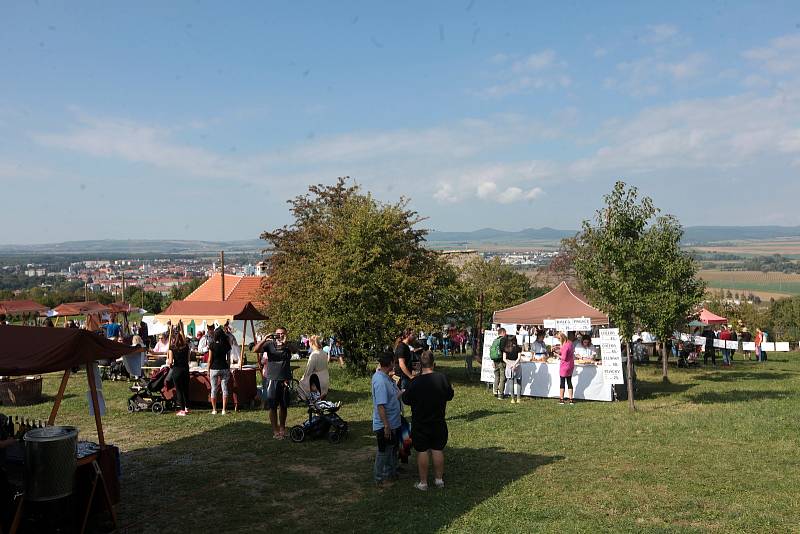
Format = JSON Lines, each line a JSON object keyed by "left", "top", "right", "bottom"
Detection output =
{"left": 687, "top": 389, "right": 791, "bottom": 404}
{"left": 117, "top": 420, "right": 561, "bottom": 533}
{"left": 696, "top": 371, "right": 794, "bottom": 382}
{"left": 450, "top": 408, "right": 514, "bottom": 422}
{"left": 636, "top": 379, "right": 697, "bottom": 400}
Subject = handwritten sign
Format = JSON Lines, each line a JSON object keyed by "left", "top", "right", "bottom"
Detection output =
{"left": 543, "top": 317, "right": 592, "bottom": 332}
{"left": 713, "top": 338, "right": 725, "bottom": 349}
{"left": 742, "top": 341, "right": 756, "bottom": 351}
{"left": 774, "top": 342, "right": 791, "bottom": 352}
{"left": 480, "top": 329, "right": 499, "bottom": 383}
{"left": 599, "top": 328, "right": 624, "bottom": 385}
{"left": 725, "top": 340, "right": 739, "bottom": 350}
{"left": 760, "top": 342, "right": 775, "bottom": 352}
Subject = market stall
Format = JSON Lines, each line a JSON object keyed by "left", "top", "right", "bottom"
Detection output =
{"left": 0, "top": 325, "right": 141, "bottom": 533}
{"left": 699, "top": 308, "right": 727, "bottom": 325}
{"left": 51, "top": 301, "right": 112, "bottom": 329}
{"left": 484, "top": 282, "right": 615, "bottom": 401}
{"left": 0, "top": 300, "right": 50, "bottom": 325}
{"left": 154, "top": 300, "right": 267, "bottom": 408}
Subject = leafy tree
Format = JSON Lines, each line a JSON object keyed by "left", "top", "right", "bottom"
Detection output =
{"left": 456, "top": 257, "right": 542, "bottom": 329}
{"left": 259, "top": 178, "right": 458, "bottom": 374}
{"left": 637, "top": 215, "right": 705, "bottom": 382}
{"left": 568, "top": 181, "right": 698, "bottom": 409}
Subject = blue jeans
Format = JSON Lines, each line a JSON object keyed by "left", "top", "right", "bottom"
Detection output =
{"left": 722, "top": 349, "right": 730, "bottom": 365}
{"left": 373, "top": 427, "right": 400, "bottom": 482}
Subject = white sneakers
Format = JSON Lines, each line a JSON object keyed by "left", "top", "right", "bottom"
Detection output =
{"left": 415, "top": 479, "right": 445, "bottom": 491}
{"left": 211, "top": 409, "right": 226, "bottom": 415}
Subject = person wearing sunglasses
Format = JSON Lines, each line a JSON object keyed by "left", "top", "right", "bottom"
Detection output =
{"left": 253, "top": 327, "right": 300, "bottom": 439}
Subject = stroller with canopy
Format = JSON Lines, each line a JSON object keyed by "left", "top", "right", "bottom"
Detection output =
{"left": 128, "top": 367, "right": 173, "bottom": 414}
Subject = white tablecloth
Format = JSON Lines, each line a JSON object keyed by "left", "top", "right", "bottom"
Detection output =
{"left": 497, "top": 361, "right": 612, "bottom": 401}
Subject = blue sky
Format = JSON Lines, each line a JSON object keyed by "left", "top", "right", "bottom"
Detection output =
{"left": 2, "top": 1, "right": 800, "bottom": 244}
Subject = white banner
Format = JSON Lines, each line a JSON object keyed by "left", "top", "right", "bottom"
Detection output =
{"left": 543, "top": 317, "right": 592, "bottom": 332}
{"left": 742, "top": 341, "right": 756, "bottom": 351}
{"left": 774, "top": 342, "right": 791, "bottom": 352}
{"left": 725, "top": 340, "right": 739, "bottom": 350}
{"left": 480, "top": 330, "right": 499, "bottom": 383}
{"left": 599, "top": 328, "right": 624, "bottom": 385}
{"left": 713, "top": 338, "right": 725, "bottom": 349}
{"left": 760, "top": 342, "right": 775, "bottom": 352}
{"left": 499, "top": 323, "right": 517, "bottom": 335}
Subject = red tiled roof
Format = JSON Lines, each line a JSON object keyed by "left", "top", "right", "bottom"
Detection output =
{"left": 185, "top": 273, "right": 267, "bottom": 302}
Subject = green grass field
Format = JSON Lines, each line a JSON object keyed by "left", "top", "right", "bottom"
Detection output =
{"left": 704, "top": 279, "right": 800, "bottom": 296}
{"left": 4, "top": 355, "right": 800, "bottom": 533}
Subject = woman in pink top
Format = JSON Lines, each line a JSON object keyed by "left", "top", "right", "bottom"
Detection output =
{"left": 558, "top": 332, "right": 575, "bottom": 405}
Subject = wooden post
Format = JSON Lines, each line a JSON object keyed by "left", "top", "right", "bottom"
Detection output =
{"left": 121, "top": 272, "right": 125, "bottom": 302}
{"left": 626, "top": 341, "right": 636, "bottom": 411}
{"left": 48, "top": 369, "right": 71, "bottom": 425}
{"left": 86, "top": 364, "right": 105, "bottom": 447}
{"left": 220, "top": 251, "right": 225, "bottom": 301}
{"left": 239, "top": 321, "right": 246, "bottom": 370}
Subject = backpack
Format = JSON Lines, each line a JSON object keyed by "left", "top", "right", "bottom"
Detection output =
{"left": 489, "top": 337, "right": 503, "bottom": 361}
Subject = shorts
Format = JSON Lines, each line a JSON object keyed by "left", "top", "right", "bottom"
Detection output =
{"left": 411, "top": 422, "right": 448, "bottom": 452}
{"left": 262, "top": 379, "right": 289, "bottom": 409}
{"left": 210, "top": 368, "right": 230, "bottom": 398}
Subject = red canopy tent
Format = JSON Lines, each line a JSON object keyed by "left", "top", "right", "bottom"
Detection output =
{"left": 0, "top": 300, "right": 50, "bottom": 317}
{"left": 492, "top": 281, "right": 609, "bottom": 326}
{"left": 699, "top": 308, "right": 727, "bottom": 325}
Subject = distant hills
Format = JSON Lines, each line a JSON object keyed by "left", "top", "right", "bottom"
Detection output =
{"left": 0, "top": 239, "right": 264, "bottom": 255}
{"left": 2, "top": 225, "right": 800, "bottom": 255}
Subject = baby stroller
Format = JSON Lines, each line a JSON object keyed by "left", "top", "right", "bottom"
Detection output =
{"left": 102, "top": 360, "right": 130, "bottom": 381}
{"left": 128, "top": 367, "right": 173, "bottom": 414}
{"left": 289, "top": 398, "right": 349, "bottom": 444}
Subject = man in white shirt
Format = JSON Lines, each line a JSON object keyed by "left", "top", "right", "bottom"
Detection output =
{"left": 196, "top": 326, "right": 214, "bottom": 364}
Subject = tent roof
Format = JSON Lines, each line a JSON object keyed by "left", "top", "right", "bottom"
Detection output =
{"left": 0, "top": 325, "right": 140, "bottom": 375}
{"left": 184, "top": 273, "right": 267, "bottom": 302}
{"left": 108, "top": 302, "right": 138, "bottom": 314}
{"left": 699, "top": 308, "right": 727, "bottom": 325}
{"left": 53, "top": 301, "right": 111, "bottom": 316}
{"left": 157, "top": 300, "right": 267, "bottom": 323}
{"left": 0, "top": 300, "right": 50, "bottom": 315}
{"left": 492, "top": 281, "right": 609, "bottom": 326}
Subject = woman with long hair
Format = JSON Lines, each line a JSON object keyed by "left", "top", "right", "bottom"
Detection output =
{"left": 557, "top": 332, "right": 575, "bottom": 405}
{"left": 300, "top": 335, "right": 330, "bottom": 399}
{"left": 167, "top": 326, "right": 191, "bottom": 416}
{"left": 394, "top": 328, "right": 417, "bottom": 390}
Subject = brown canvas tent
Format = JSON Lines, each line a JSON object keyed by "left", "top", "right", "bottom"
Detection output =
{"left": 492, "top": 281, "right": 609, "bottom": 325}
{"left": 0, "top": 300, "right": 50, "bottom": 316}
{"left": 157, "top": 300, "right": 267, "bottom": 323}
{"left": 53, "top": 301, "right": 112, "bottom": 316}
{"left": 0, "top": 325, "right": 140, "bottom": 446}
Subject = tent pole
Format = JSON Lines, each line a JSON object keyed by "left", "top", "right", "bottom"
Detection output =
{"left": 86, "top": 365, "right": 105, "bottom": 447}
{"left": 239, "top": 321, "right": 246, "bottom": 370}
{"left": 48, "top": 369, "right": 71, "bottom": 425}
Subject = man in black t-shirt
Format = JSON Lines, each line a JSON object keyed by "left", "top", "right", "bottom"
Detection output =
{"left": 209, "top": 323, "right": 232, "bottom": 415}
{"left": 394, "top": 329, "right": 419, "bottom": 390}
{"left": 402, "top": 351, "right": 454, "bottom": 491}
{"left": 253, "top": 327, "right": 300, "bottom": 439}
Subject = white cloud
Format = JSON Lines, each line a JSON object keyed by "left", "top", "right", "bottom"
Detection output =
{"left": 496, "top": 187, "right": 522, "bottom": 204}
{"left": 524, "top": 187, "right": 544, "bottom": 200}
{"left": 643, "top": 24, "right": 679, "bottom": 44}
{"left": 594, "top": 47, "right": 608, "bottom": 58}
{"left": 743, "top": 34, "right": 800, "bottom": 75}
{"left": 478, "top": 49, "right": 570, "bottom": 98}
{"left": 476, "top": 181, "right": 497, "bottom": 198}
{"left": 606, "top": 53, "right": 708, "bottom": 96}
{"left": 512, "top": 50, "right": 556, "bottom": 73}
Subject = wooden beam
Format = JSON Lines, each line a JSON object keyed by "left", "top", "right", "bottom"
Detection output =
{"left": 48, "top": 369, "right": 71, "bottom": 425}
{"left": 86, "top": 364, "right": 105, "bottom": 447}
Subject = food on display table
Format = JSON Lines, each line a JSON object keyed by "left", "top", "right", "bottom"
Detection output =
{"left": 575, "top": 359, "right": 596, "bottom": 365}
{"left": 546, "top": 357, "right": 559, "bottom": 364}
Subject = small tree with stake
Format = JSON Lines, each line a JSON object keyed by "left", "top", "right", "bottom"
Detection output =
{"left": 638, "top": 215, "right": 705, "bottom": 383}
{"left": 568, "top": 181, "right": 657, "bottom": 410}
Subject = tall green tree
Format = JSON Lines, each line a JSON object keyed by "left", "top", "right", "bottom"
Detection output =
{"left": 260, "top": 178, "right": 458, "bottom": 374}
{"left": 568, "top": 181, "right": 662, "bottom": 410}
{"left": 638, "top": 215, "right": 705, "bottom": 382}
{"left": 456, "top": 257, "right": 541, "bottom": 329}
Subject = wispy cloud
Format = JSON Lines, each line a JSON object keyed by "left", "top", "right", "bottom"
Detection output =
{"left": 642, "top": 24, "right": 680, "bottom": 44}
{"left": 605, "top": 52, "right": 708, "bottom": 96}
{"left": 743, "top": 34, "right": 800, "bottom": 76}
{"left": 478, "top": 49, "right": 571, "bottom": 98}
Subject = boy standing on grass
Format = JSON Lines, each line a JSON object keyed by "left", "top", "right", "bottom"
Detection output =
{"left": 372, "top": 351, "right": 402, "bottom": 487}
{"left": 402, "top": 351, "right": 454, "bottom": 491}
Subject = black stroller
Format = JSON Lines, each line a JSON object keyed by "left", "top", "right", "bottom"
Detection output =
{"left": 289, "top": 399, "right": 349, "bottom": 444}
{"left": 128, "top": 367, "right": 173, "bottom": 414}
{"left": 102, "top": 360, "right": 130, "bottom": 381}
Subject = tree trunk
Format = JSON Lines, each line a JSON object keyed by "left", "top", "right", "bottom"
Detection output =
{"left": 662, "top": 341, "right": 669, "bottom": 382}
{"left": 626, "top": 341, "right": 636, "bottom": 411}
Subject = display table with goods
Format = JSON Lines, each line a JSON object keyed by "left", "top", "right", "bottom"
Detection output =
{"left": 158, "top": 365, "right": 259, "bottom": 410}
{"left": 499, "top": 357, "right": 613, "bottom": 402}
{"left": 0, "top": 325, "right": 139, "bottom": 533}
